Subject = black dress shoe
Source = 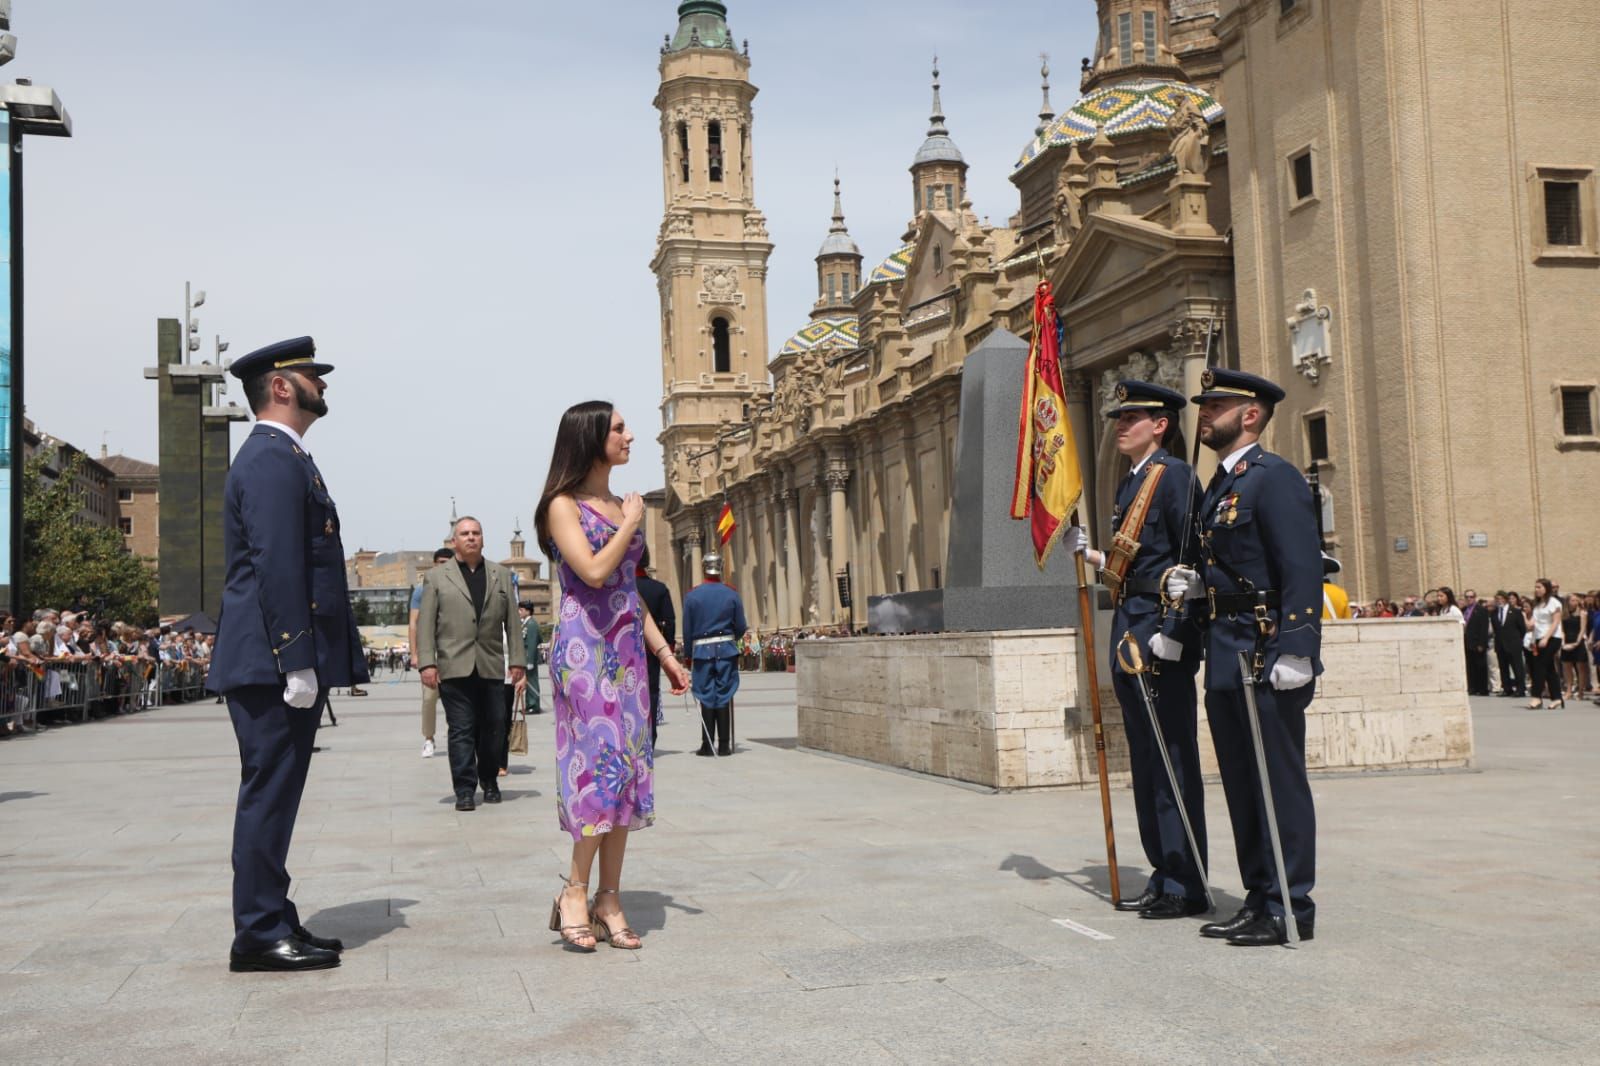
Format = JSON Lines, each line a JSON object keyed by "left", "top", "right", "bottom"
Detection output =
{"left": 1226, "top": 912, "right": 1314, "bottom": 946}
{"left": 694, "top": 747, "right": 714, "bottom": 757}
{"left": 293, "top": 925, "right": 344, "bottom": 953}
{"left": 1199, "top": 905, "right": 1259, "bottom": 938}
{"left": 455, "top": 795, "right": 476, "bottom": 811}
{"left": 1139, "top": 894, "right": 1210, "bottom": 920}
{"left": 1114, "top": 889, "right": 1160, "bottom": 913}
{"left": 229, "top": 936, "right": 340, "bottom": 973}
{"left": 482, "top": 788, "right": 502, "bottom": 804}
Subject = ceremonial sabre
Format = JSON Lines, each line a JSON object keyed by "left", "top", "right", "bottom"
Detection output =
{"left": 684, "top": 690, "right": 719, "bottom": 758}
{"left": 1116, "top": 633, "right": 1214, "bottom": 912}
{"left": 1237, "top": 651, "right": 1297, "bottom": 947}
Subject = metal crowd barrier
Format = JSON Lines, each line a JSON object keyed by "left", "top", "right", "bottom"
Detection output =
{"left": 0, "top": 657, "right": 213, "bottom": 732}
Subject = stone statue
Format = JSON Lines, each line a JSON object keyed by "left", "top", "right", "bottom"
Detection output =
{"left": 1168, "top": 95, "right": 1209, "bottom": 177}
{"left": 1053, "top": 166, "right": 1083, "bottom": 242}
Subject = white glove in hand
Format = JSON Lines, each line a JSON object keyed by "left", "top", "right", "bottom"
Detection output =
{"left": 1269, "top": 655, "right": 1314, "bottom": 691}
{"left": 1062, "top": 526, "right": 1104, "bottom": 570}
{"left": 1149, "top": 633, "right": 1183, "bottom": 661}
{"left": 284, "top": 668, "right": 319, "bottom": 709}
{"left": 1165, "top": 566, "right": 1204, "bottom": 601}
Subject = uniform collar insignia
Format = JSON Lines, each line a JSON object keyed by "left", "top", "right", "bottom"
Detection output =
{"left": 1233, "top": 460, "right": 1248, "bottom": 475}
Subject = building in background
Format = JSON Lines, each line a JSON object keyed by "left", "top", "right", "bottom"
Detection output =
{"left": 22, "top": 418, "right": 117, "bottom": 529}
{"left": 654, "top": 0, "right": 1599, "bottom": 623}
{"left": 347, "top": 522, "right": 555, "bottom": 629}
{"left": 100, "top": 449, "right": 160, "bottom": 562}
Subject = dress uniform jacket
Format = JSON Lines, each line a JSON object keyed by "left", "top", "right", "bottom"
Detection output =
{"left": 1106, "top": 448, "right": 1207, "bottom": 900}
{"left": 1193, "top": 441, "right": 1323, "bottom": 924}
{"left": 207, "top": 423, "right": 367, "bottom": 693}
{"left": 682, "top": 580, "right": 746, "bottom": 708}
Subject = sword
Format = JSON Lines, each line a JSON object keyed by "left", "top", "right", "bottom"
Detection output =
{"left": 1116, "top": 633, "right": 1214, "bottom": 913}
{"left": 684, "top": 690, "right": 718, "bottom": 758}
{"left": 1237, "top": 651, "right": 1298, "bottom": 947}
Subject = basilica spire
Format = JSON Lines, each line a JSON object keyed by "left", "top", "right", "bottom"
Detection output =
{"left": 666, "top": 1, "right": 736, "bottom": 53}
{"left": 1037, "top": 54, "right": 1055, "bottom": 136}
{"left": 815, "top": 172, "right": 862, "bottom": 315}
{"left": 910, "top": 57, "right": 967, "bottom": 217}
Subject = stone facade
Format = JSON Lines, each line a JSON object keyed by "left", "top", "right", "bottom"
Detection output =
{"left": 652, "top": 0, "right": 1599, "bottom": 627}
{"left": 100, "top": 452, "right": 160, "bottom": 562}
{"left": 797, "top": 618, "right": 1473, "bottom": 790}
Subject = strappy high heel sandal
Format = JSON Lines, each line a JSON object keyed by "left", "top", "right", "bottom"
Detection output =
{"left": 548, "top": 876, "right": 597, "bottom": 951}
{"left": 589, "top": 888, "right": 641, "bottom": 950}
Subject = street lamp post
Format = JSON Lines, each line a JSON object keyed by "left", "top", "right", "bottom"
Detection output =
{"left": 184, "top": 282, "right": 205, "bottom": 363}
{"left": 1, "top": 0, "right": 73, "bottom": 616}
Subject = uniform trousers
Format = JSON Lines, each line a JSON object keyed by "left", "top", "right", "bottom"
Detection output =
{"left": 438, "top": 672, "right": 507, "bottom": 799}
{"left": 1111, "top": 658, "right": 1207, "bottom": 899}
{"left": 420, "top": 681, "right": 440, "bottom": 739}
{"left": 227, "top": 684, "right": 321, "bottom": 953}
{"left": 1205, "top": 679, "right": 1316, "bottom": 923}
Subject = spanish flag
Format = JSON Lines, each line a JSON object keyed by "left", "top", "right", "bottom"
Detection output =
{"left": 1010, "top": 280, "right": 1084, "bottom": 568}
{"left": 716, "top": 502, "right": 737, "bottom": 545}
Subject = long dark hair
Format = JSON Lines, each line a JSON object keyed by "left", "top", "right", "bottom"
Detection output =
{"left": 534, "top": 400, "right": 614, "bottom": 556}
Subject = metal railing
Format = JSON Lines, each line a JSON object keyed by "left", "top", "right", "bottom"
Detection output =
{"left": 0, "top": 657, "right": 212, "bottom": 731}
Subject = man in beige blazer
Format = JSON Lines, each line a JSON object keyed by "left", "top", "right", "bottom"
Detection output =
{"left": 416, "top": 516, "right": 525, "bottom": 811}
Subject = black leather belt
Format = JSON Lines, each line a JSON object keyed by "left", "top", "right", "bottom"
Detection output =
{"left": 1119, "top": 577, "right": 1165, "bottom": 598}
{"left": 1208, "top": 589, "right": 1282, "bottom": 617}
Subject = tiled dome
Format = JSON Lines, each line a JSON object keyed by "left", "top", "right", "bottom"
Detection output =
{"left": 779, "top": 316, "right": 860, "bottom": 357}
{"left": 866, "top": 245, "right": 914, "bottom": 286}
{"left": 1015, "top": 79, "right": 1223, "bottom": 173}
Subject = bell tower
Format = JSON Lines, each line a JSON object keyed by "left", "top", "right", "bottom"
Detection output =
{"left": 1083, "top": 0, "right": 1185, "bottom": 92}
{"left": 653, "top": 1, "right": 771, "bottom": 494}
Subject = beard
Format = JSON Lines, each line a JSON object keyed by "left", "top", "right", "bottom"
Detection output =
{"left": 291, "top": 375, "right": 329, "bottom": 418}
{"left": 1200, "top": 409, "right": 1242, "bottom": 453}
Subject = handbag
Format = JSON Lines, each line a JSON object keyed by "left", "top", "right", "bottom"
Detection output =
{"left": 508, "top": 687, "right": 528, "bottom": 756}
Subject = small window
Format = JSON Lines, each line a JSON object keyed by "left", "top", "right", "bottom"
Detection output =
{"left": 708, "top": 121, "right": 723, "bottom": 183}
{"left": 933, "top": 245, "right": 943, "bottom": 273}
{"left": 930, "top": 566, "right": 942, "bottom": 590}
{"left": 711, "top": 317, "right": 731, "bottom": 373}
{"left": 944, "top": 183, "right": 955, "bottom": 209}
{"left": 1545, "top": 181, "right": 1582, "bottom": 246}
{"left": 1118, "top": 12, "right": 1132, "bottom": 65}
{"left": 827, "top": 273, "right": 836, "bottom": 302}
{"left": 118, "top": 517, "right": 133, "bottom": 535}
{"left": 844, "top": 273, "right": 855, "bottom": 299}
{"left": 1281, "top": 0, "right": 1300, "bottom": 12}
{"left": 117, "top": 487, "right": 133, "bottom": 501}
{"left": 1562, "top": 386, "right": 1596, "bottom": 437}
{"left": 1306, "top": 414, "right": 1330, "bottom": 462}
{"left": 1291, "top": 149, "right": 1315, "bottom": 202}
{"left": 1143, "top": 11, "right": 1158, "bottom": 59}
{"left": 677, "top": 122, "right": 690, "bottom": 183}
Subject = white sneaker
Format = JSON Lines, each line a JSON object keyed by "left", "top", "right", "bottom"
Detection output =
{"left": 421, "top": 738, "right": 435, "bottom": 758}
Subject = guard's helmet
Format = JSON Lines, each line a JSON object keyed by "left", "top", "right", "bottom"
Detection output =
{"left": 702, "top": 553, "right": 723, "bottom": 576}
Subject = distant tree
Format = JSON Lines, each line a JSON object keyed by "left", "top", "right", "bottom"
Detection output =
{"left": 22, "top": 453, "right": 159, "bottom": 625}
{"left": 350, "top": 596, "right": 374, "bottom": 627}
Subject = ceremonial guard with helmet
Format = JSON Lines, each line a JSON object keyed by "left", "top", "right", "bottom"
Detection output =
{"left": 1066, "top": 380, "right": 1210, "bottom": 921}
{"left": 681, "top": 552, "right": 747, "bottom": 757}
{"left": 1165, "top": 368, "right": 1323, "bottom": 947}
{"left": 207, "top": 337, "right": 368, "bottom": 972}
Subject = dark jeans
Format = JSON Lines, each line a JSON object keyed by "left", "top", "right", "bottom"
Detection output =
{"left": 1528, "top": 640, "right": 1562, "bottom": 701}
{"left": 438, "top": 673, "right": 507, "bottom": 798}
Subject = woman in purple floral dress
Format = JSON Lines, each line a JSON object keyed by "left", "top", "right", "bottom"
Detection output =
{"left": 535, "top": 402, "right": 688, "bottom": 951}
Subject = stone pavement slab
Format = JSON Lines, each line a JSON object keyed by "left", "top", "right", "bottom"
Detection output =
{"left": 1, "top": 672, "right": 1596, "bottom": 1064}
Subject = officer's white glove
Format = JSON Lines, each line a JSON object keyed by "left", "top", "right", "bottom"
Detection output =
{"left": 1269, "top": 655, "right": 1315, "bottom": 691}
{"left": 1149, "top": 633, "right": 1183, "bottom": 661}
{"left": 1165, "top": 566, "right": 1205, "bottom": 601}
{"left": 1062, "top": 526, "right": 1105, "bottom": 569}
{"left": 284, "top": 668, "right": 319, "bottom": 709}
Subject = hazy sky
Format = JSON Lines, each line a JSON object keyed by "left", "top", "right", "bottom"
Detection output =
{"left": 17, "top": 1, "right": 1095, "bottom": 556}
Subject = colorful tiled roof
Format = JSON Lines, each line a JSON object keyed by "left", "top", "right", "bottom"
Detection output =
{"left": 866, "top": 245, "right": 914, "bottom": 286}
{"left": 1014, "top": 79, "right": 1223, "bottom": 173}
{"left": 778, "top": 316, "right": 860, "bottom": 357}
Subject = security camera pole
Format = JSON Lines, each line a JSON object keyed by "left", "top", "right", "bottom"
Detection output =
{"left": 1, "top": 0, "right": 73, "bottom": 616}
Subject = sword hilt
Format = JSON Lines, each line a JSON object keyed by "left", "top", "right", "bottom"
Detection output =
{"left": 1116, "top": 631, "right": 1147, "bottom": 675}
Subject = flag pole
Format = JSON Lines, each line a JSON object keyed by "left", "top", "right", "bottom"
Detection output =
{"left": 1071, "top": 513, "right": 1121, "bottom": 907}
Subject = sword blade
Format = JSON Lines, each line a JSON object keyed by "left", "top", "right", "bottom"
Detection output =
{"left": 1131, "top": 669, "right": 1214, "bottom": 912}
{"left": 1237, "top": 652, "right": 1298, "bottom": 947}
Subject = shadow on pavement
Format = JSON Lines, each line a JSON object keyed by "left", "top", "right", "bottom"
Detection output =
{"left": 0, "top": 790, "right": 48, "bottom": 803}
{"left": 305, "top": 897, "right": 418, "bottom": 950}
{"left": 618, "top": 890, "right": 705, "bottom": 934}
{"left": 1000, "top": 853, "right": 1244, "bottom": 912}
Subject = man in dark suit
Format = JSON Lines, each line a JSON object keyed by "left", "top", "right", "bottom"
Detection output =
{"left": 1462, "top": 589, "right": 1493, "bottom": 695}
{"left": 1490, "top": 591, "right": 1527, "bottom": 697}
{"left": 207, "top": 337, "right": 368, "bottom": 973}
{"left": 1065, "top": 380, "right": 1208, "bottom": 921}
{"left": 1167, "top": 368, "right": 1323, "bottom": 947}
{"left": 636, "top": 548, "right": 675, "bottom": 751}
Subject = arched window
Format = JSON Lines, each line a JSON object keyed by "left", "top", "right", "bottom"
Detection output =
{"left": 708, "top": 120, "right": 724, "bottom": 183}
{"left": 677, "top": 122, "right": 690, "bottom": 183}
{"left": 933, "top": 246, "right": 943, "bottom": 273}
{"left": 711, "top": 317, "right": 731, "bottom": 372}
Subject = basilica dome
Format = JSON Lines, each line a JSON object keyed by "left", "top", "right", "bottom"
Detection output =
{"left": 779, "top": 316, "right": 859, "bottom": 357}
{"left": 1014, "top": 79, "right": 1223, "bottom": 173}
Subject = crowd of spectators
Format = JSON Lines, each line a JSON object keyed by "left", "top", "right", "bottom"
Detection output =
{"left": 1, "top": 608, "right": 216, "bottom": 733}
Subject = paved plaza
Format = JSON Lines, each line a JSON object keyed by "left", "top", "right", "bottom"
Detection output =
{"left": 1, "top": 671, "right": 1596, "bottom": 1064}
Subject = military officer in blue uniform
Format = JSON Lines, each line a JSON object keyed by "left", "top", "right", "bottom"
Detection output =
{"left": 681, "top": 553, "right": 747, "bottom": 757}
{"left": 207, "top": 337, "right": 368, "bottom": 972}
{"left": 1165, "top": 368, "right": 1323, "bottom": 947}
{"left": 1066, "top": 381, "right": 1208, "bottom": 920}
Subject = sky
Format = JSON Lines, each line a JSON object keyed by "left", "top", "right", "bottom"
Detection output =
{"left": 16, "top": 0, "right": 1095, "bottom": 556}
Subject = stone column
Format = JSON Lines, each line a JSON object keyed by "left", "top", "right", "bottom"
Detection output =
{"left": 684, "top": 526, "right": 704, "bottom": 591}
{"left": 763, "top": 492, "right": 784, "bottom": 633}
{"left": 780, "top": 489, "right": 803, "bottom": 629}
{"left": 1063, "top": 373, "right": 1098, "bottom": 535}
{"left": 1172, "top": 315, "right": 1219, "bottom": 485}
{"left": 825, "top": 464, "right": 852, "bottom": 628}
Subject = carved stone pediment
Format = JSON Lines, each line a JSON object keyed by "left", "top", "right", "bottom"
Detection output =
{"left": 699, "top": 266, "right": 744, "bottom": 307}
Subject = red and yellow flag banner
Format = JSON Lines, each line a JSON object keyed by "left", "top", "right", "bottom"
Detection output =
{"left": 1010, "top": 280, "right": 1083, "bottom": 568}
{"left": 717, "top": 502, "right": 737, "bottom": 545}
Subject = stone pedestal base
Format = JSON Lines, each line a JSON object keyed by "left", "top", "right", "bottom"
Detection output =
{"left": 796, "top": 618, "right": 1474, "bottom": 790}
